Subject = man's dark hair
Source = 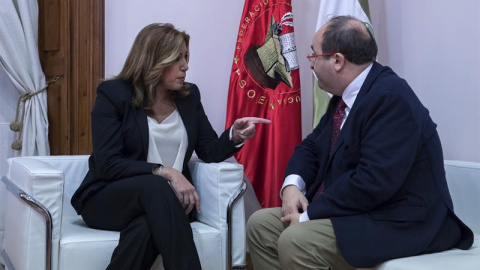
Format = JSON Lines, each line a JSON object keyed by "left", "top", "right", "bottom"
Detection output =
{"left": 322, "top": 15, "right": 377, "bottom": 65}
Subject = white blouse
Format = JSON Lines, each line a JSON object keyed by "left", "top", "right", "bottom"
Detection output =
{"left": 146, "top": 109, "right": 188, "bottom": 172}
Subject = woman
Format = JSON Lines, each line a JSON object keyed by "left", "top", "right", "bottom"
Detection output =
{"left": 71, "top": 23, "right": 270, "bottom": 270}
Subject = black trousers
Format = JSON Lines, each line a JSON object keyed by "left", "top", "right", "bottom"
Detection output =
{"left": 81, "top": 174, "right": 202, "bottom": 270}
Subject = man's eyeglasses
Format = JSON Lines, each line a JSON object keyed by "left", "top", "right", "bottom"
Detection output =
{"left": 307, "top": 53, "right": 336, "bottom": 64}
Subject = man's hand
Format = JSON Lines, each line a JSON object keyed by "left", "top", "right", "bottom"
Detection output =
{"left": 281, "top": 186, "right": 308, "bottom": 225}
{"left": 281, "top": 213, "right": 301, "bottom": 226}
{"left": 232, "top": 117, "right": 271, "bottom": 143}
{"left": 281, "top": 185, "right": 308, "bottom": 217}
{"left": 161, "top": 167, "right": 200, "bottom": 214}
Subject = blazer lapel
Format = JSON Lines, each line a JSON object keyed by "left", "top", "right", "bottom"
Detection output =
{"left": 350, "top": 61, "right": 384, "bottom": 107}
{"left": 332, "top": 62, "right": 385, "bottom": 152}
{"left": 131, "top": 103, "right": 149, "bottom": 158}
{"left": 328, "top": 62, "right": 384, "bottom": 161}
{"left": 175, "top": 96, "right": 195, "bottom": 153}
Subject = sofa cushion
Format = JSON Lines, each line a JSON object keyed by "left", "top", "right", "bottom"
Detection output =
{"left": 59, "top": 216, "right": 222, "bottom": 270}
{"left": 59, "top": 216, "right": 117, "bottom": 270}
{"left": 444, "top": 160, "right": 480, "bottom": 233}
{"left": 368, "top": 235, "right": 479, "bottom": 270}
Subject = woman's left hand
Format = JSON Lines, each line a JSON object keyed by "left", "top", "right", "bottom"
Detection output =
{"left": 161, "top": 166, "right": 200, "bottom": 214}
{"left": 232, "top": 117, "right": 271, "bottom": 143}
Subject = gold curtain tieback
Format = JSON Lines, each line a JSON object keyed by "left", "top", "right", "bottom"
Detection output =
{"left": 10, "top": 76, "right": 61, "bottom": 151}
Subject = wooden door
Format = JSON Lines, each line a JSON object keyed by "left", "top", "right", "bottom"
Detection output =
{"left": 38, "top": 0, "right": 104, "bottom": 155}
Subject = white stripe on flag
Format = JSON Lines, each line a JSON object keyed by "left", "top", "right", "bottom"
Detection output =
{"left": 312, "top": 0, "right": 371, "bottom": 127}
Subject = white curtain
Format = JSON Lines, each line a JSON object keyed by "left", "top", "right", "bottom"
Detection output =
{"left": 0, "top": 0, "right": 50, "bottom": 156}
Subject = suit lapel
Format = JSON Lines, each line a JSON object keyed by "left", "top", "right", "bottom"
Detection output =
{"left": 175, "top": 95, "right": 195, "bottom": 153}
{"left": 131, "top": 103, "right": 149, "bottom": 158}
{"left": 350, "top": 61, "right": 384, "bottom": 107}
{"left": 328, "top": 62, "right": 384, "bottom": 160}
{"left": 124, "top": 82, "right": 150, "bottom": 159}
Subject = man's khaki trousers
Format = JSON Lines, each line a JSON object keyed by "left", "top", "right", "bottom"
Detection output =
{"left": 246, "top": 208, "right": 355, "bottom": 270}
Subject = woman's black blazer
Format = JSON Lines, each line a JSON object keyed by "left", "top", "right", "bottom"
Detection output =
{"left": 71, "top": 79, "right": 239, "bottom": 214}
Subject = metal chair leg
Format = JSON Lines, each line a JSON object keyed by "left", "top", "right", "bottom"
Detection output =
{"left": 227, "top": 179, "right": 248, "bottom": 270}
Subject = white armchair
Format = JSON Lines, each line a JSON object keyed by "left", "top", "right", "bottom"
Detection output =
{"left": 1, "top": 155, "right": 247, "bottom": 270}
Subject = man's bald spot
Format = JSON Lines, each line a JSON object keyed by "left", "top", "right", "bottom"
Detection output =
{"left": 323, "top": 17, "right": 371, "bottom": 41}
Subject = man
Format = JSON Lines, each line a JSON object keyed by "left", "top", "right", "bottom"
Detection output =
{"left": 246, "top": 16, "right": 473, "bottom": 270}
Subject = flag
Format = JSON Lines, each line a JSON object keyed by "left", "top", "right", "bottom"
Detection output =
{"left": 313, "top": 0, "right": 372, "bottom": 127}
{"left": 225, "top": 0, "right": 302, "bottom": 208}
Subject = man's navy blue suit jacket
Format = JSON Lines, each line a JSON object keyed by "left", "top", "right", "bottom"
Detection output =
{"left": 285, "top": 62, "right": 473, "bottom": 267}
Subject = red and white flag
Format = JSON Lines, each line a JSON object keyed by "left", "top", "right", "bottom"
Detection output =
{"left": 225, "top": 0, "right": 301, "bottom": 208}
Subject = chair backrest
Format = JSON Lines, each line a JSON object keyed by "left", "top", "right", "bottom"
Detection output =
{"left": 444, "top": 160, "right": 480, "bottom": 234}
{"left": 29, "top": 155, "right": 90, "bottom": 218}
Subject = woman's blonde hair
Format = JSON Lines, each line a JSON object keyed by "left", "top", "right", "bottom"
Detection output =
{"left": 116, "top": 23, "right": 190, "bottom": 109}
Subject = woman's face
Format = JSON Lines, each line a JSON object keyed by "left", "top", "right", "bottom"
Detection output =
{"left": 159, "top": 43, "right": 189, "bottom": 91}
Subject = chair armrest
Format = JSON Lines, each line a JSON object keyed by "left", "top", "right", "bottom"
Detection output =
{"left": 189, "top": 158, "right": 247, "bottom": 269}
{"left": 189, "top": 159, "right": 244, "bottom": 228}
{"left": 3, "top": 157, "right": 65, "bottom": 270}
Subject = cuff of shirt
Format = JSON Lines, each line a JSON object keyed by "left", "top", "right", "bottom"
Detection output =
{"left": 299, "top": 211, "right": 310, "bottom": 222}
{"left": 229, "top": 126, "right": 244, "bottom": 148}
{"left": 280, "top": 174, "right": 306, "bottom": 199}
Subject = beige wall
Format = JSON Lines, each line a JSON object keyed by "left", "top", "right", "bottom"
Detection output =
{"left": 104, "top": 0, "right": 479, "bottom": 162}
{"left": 370, "top": 0, "right": 480, "bottom": 162}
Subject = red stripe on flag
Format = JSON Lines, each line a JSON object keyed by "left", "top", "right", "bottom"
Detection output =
{"left": 225, "top": 0, "right": 302, "bottom": 208}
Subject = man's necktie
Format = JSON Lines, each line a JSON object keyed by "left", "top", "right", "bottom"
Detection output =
{"left": 313, "top": 99, "right": 347, "bottom": 200}
{"left": 329, "top": 99, "right": 347, "bottom": 152}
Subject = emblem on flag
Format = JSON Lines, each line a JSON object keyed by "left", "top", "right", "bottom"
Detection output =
{"left": 226, "top": 0, "right": 302, "bottom": 208}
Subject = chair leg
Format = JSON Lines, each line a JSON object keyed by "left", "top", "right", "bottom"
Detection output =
{"left": 227, "top": 179, "right": 248, "bottom": 270}
{"left": 2, "top": 250, "right": 14, "bottom": 270}
{"left": 246, "top": 252, "right": 254, "bottom": 270}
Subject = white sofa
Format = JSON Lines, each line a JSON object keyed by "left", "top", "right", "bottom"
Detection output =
{"left": 1, "top": 155, "right": 247, "bottom": 270}
{"left": 358, "top": 160, "right": 480, "bottom": 270}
